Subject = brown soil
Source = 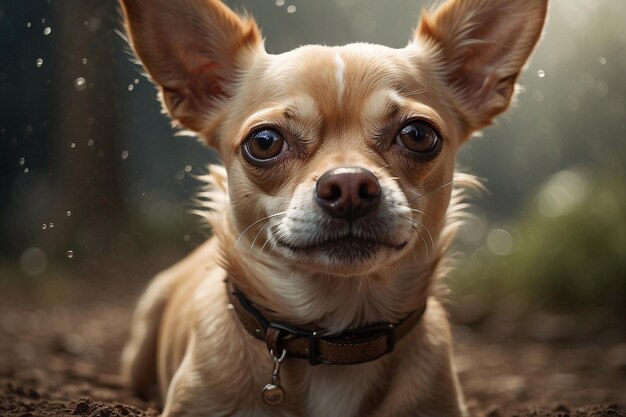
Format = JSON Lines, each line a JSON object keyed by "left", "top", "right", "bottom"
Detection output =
{"left": 0, "top": 288, "right": 623, "bottom": 417}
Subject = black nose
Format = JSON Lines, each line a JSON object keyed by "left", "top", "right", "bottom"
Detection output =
{"left": 315, "top": 167, "right": 381, "bottom": 220}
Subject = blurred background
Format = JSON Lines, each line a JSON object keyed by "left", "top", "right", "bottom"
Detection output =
{"left": 1, "top": 0, "right": 624, "bottom": 324}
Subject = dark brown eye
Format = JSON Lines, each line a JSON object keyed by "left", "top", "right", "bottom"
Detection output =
{"left": 395, "top": 121, "right": 440, "bottom": 154}
{"left": 244, "top": 129, "right": 288, "bottom": 161}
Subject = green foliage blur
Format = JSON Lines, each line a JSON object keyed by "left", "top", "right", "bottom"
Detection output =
{"left": 451, "top": 169, "right": 626, "bottom": 316}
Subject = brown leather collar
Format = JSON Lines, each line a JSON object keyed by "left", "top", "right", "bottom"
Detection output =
{"left": 226, "top": 280, "right": 427, "bottom": 366}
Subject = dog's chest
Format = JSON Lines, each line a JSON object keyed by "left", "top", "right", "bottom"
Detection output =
{"left": 281, "top": 359, "right": 387, "bottom": 417}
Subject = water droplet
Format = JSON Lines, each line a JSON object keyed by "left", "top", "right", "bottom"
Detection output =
{"left": 133, "top": 78, "right": 139, "bottom": 84}
{"left": 66, "top": 211, "right": 71, "bottom": 217}
{"left": 82, "top": 58, "right": 88, "bottom": 65}
{"left": 26, "top": 22, "right": 32, "bottom": 28}
{"left": 20, "top": 247, "right": 48, "bottom": 276}
{"left": 19, "top": 157, "right": 25, "bottom": 166}
{"left": 36, "top": 58, "right": 44, "bottom": 68}
{"left": 127, "top": 84, "right": 134, "bottom": 91}
{"left": 183, "top": 234, "right": 191, "bottom": 242}
{"left": 49, "top": 222, "right": 54, "bottom": 228}
{"left": 74, "top": 77, "right": 87, "bottom": 91}
{"left": 287, "top": 5, "right": 296, "bottom": 13}
{"left": 121, "top": 150, "right": 129, "bottom": 160}
{"left": 23, "top": 168, "right": 29, "bottom": 173}
{"left": 41, "top": 18, "right": 46, "bottom": 24}
{"left": 87, "top": 139, "right": 94, "bottom": 147}
{"left": 43, "top": 27, "right": 52, "bottom": 36}
{"left": 275, "top": 0, "right": 285, "bottom": 5}
{"left": 599, "top": 56, "right": 607, "bottom": 65}
{"left": 84, "top": 17, "right": 101, "bottom": 32}
{"left": 595, "top": 80, "right": 608, "bottom": 97}
{"left": 184, "top": 165, "right": 192, "bottom": 173}
{"left": 70, "top": 142, "right": 76, "bottom": 149}
{"left": 537, "top": 70, "right": 546, "bottom": 78}
{"left": 66, "top": 250, "right": 74, "bottom": 259}
{"left": 42, "top": 224, "right": 47, "bottom": 230}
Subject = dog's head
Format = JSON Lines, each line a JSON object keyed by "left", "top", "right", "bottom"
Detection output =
{"left": 121, "top": 0, "right": 547, "bottom": 277}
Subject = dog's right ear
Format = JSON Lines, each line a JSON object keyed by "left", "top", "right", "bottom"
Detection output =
{"left": 120, "top": 0, "right": 262, "bottom": 135}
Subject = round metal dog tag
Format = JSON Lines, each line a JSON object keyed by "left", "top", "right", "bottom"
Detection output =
{"left": 261, "top": 383, "right": 285, "bottom": 405}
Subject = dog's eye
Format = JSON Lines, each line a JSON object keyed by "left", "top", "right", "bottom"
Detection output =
{"left": 244, "top": 129, "right": 288, "bottom": 161}
{"left": 395, "top": 121, "right": 440, "bottom": 154}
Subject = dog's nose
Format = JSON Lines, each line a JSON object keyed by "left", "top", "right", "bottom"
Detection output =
{"left": 315, "top": 167, "right": 381, "bottom": 220}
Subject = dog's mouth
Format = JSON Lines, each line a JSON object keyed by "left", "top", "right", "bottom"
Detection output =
{"left": 267, "top": 172, "right": 416, "bottom": 270}
{"left": 275, "top": 235, "right": 408, "bottom": 260}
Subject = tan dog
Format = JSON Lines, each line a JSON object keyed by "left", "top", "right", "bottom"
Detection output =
{"left": 119, "top": 0, "right": 547, "bottom": 416}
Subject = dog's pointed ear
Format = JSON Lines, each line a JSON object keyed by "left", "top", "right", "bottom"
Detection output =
{"left": 414, "top": 0, "right": 548, "bottom": 131}
{"left": 120, "top": 0, "right": 263, "bottom": 135}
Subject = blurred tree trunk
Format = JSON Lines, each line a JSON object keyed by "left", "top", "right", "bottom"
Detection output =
{"left": 48, "top": 1, "right": 126, "bottom": 272}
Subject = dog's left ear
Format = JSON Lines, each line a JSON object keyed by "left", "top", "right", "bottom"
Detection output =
{"left": 120, "top": 0, "right": 263, "bottom": 135}
{"left": 414, "top": 0, "right": 548, "bottom": 132}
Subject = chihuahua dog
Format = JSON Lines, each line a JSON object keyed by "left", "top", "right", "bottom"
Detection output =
{"left": 119, "top": 0, "right": 547, "bottom": 416}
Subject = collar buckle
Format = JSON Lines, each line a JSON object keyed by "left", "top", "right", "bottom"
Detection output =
{"left": 307, "top": 331, "right": 323, "bottom": 366}
{"left": 265, "top": 321, "right": 326, "bottom": 365}
{"left": 226, "top": 280, "right": 426, "bottom": 367}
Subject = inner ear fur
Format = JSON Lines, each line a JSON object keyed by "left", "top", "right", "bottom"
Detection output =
{"left": 120, "top": 0, "right": 262, "bottom": 134}
{"left": 416, "top": 0, "right": 548, "bottom": 131}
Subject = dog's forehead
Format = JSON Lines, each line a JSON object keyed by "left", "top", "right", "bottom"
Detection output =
{"left": 244, "top": 43, "right": 427, "bottom": 121}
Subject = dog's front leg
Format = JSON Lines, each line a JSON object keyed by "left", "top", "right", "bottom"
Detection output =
{"left": 371, "top": 374, "right": 466, "bottom": 417}
{"left": 158, "top": 330, "right": 296, "bottom": 417}
{"left": 159, "top": 343, "right": 209, "bottom": 417}
{"left": 369, "top": 301, "right": 467, "bottom": 417}
{"left": 159, "top": 340, "right": 239, "bottom": 417}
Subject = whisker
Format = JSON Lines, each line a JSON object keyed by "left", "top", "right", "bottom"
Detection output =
{"left": 401, "top": 215, "right": 435, "bottom": 258}
{"left": 249, "top": 221, "right": 271, "bottom": 255}
{"left": 234, "top": 211, "right": 287, "bottom": 248}
{"left": 260, "top": 224, "right": 281, "bottom": 256}
{"left": 402, "top": 177, "right": 453, "bottom": 201}
{"left": 409, "top": 241, "right": 420, "bottom": 264}
{"left": 374, "top": 163, "right": 393, "bottom": 176}
{"left": 418, "top": 233, "right": 430, "bottom": 262}
{"left": 408, "top": 207, "right": 438, "bottom": 224}
{"left": 418, "top": 221, "right": 435, "bottom": 253}
{"left": 259, "top": 235, "right": 273, "bottom": 255}
{"left": 407, "top": 179, "right": 455, "bottom": 204}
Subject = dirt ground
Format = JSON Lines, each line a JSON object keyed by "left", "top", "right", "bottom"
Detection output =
{"left": 0, "top": 279, "right": 624, "bottom": 417}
